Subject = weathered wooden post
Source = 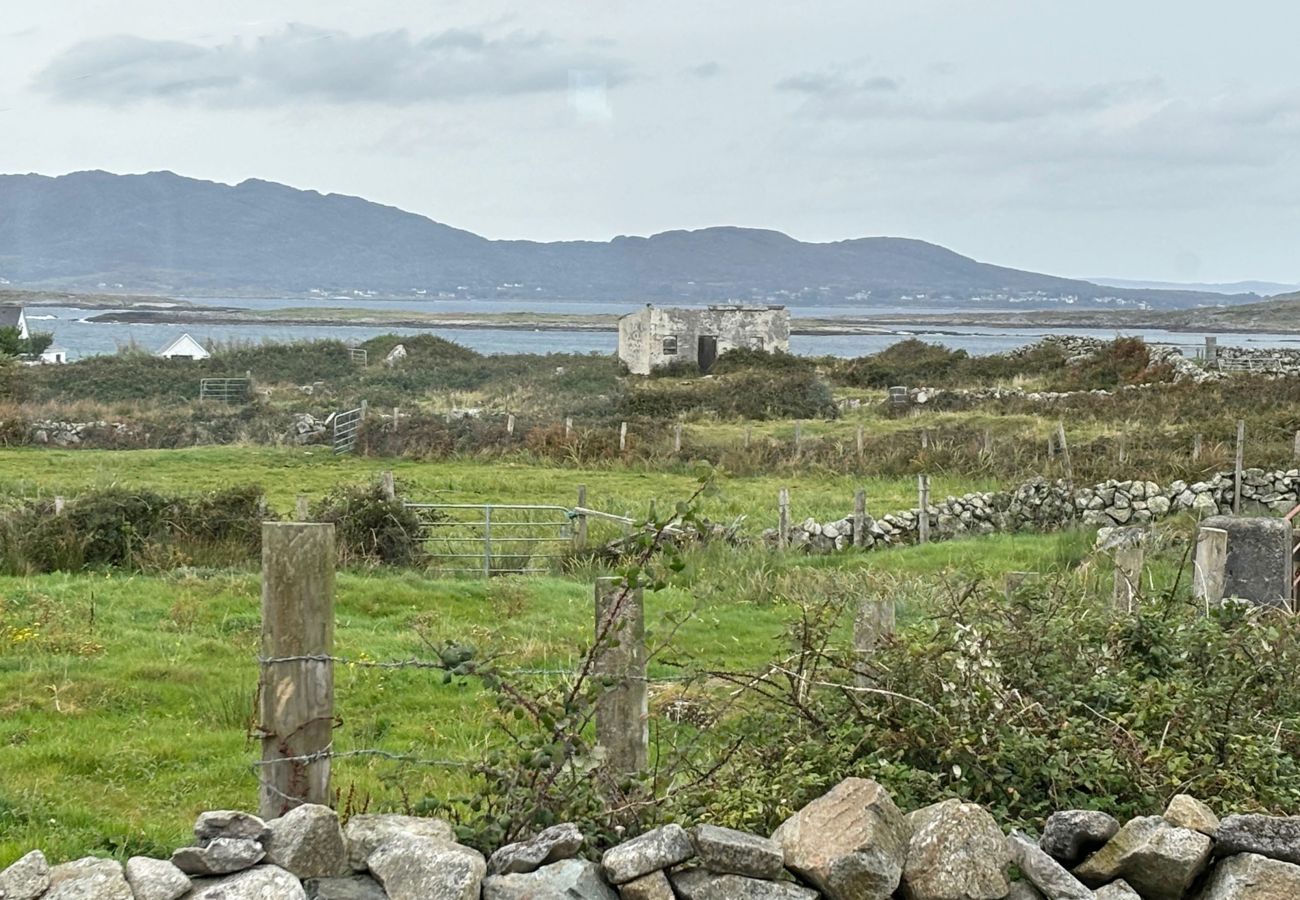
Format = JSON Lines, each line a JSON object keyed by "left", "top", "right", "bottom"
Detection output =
{"left": 575, "top": 484, "right": 588, "bottom": 550}
{"left": 259, "top": 522, "right": 335, "bottom": 818}
{"left": 1056, "top": 422, "right": 1073, "bottom": 484}
{"left": 921, "top": 429, "right": 929, "bottom": 450}
{"left": 392, "top": 406, "right": 399, "bottom": 431}
{"left": 1234, "top": 419, "right": 1245, "bottom": 515}
{"left": 1193, "top": 432, "right": 1202, "bottom": 462}
{"left": 852, "top": 489, "right": 867, "bottom": 549}
{"left": 1112, "top": 546, "right": 1144, "bottom": 615}
{"left": 982, "top": 428, "right": 992, "bottom": 456}
{"left": 294, "top": 495, "right": 310, "bottom": 521}
{"left": 380, "top": 470, "right": 396, "bottom": 502}
{"left": 853, "top": 597, "right": 895, "bottom": 688}
{"left": 619, "top": 421, "right": 628, "bottom": 452}
{"left": 53, "top": 496, "right": 64, "bottom": 515}
{"left": 855, "top": 425, "right": 865, "bottom": 461}
{"left": 360, "top": 399, "right": 368, "bottom": 420}
{"left": 917, "top": 475, "right": 931, "bottom": 544}
{"left": 743, "top": 425, "right": 752, "bottom": 450}
{"left": 674, "top": 423, "right": 683, "bottom": 454}
{"left": 1118, "top": 434, "right": 1127, "bottom": 465}
{"left": 1294, "top": 431, "right": 1300, "bottom": 462}
{"left": 564, "top": 416, "right": 574, "bottom": 440}
{"left": 1205, "top": 335, "right": 1218, "bottom": 367}
{"left": 793, "top": 421, "right": 803, "bottom": 455}
{"left": 1194, "top": 527, "right": 1229, "bottom": 611}
{"left": 778, "top": 488, "right": 791, "bottom": 550}
{"left": 506, "top": 414, "right": 516, "bottom": 436}
{"left": 593, "top": 577, "right": 648, "bottom": 774}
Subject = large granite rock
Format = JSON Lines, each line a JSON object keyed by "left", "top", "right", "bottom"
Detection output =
{"left": 1164, "top": 795, "right": 1220, "bottom": 837}
{"left": 487, "top": 823, "right": 584, "bottom": 876}
{"left": 195, "top": 811, "right": 270, "bottom": 846}
{"left": 344, "top": 814, "right": 456, "bottom": 872}
{"left": 172, "top": 837, "right": 266, "bottom": 876}
{"left": 1215, "top": 815, "right": 1300, "bottom": 865}
{"left": 1039, "top": 810, "right": 1120, "bottom": 866}
{"left": 618, "top": 870, "right": 675, "bottom": 900}
{"left": 1074, "top": 816, "right": 1211, "bottom": 900}
{"left": 0, "top": 850, "right": 50, "bottom": 900}
{"left": 670, "top": 868, "right": 819, "bottom": 900}
{"left": 771, "top": 778, "right": 911, "bottom": 900}
{"left": 691, "top": 824, "right": 784, "bottom": 880}
{"left": 265, "top": 803, "right": 349, "bottom": 879}
{"left": 44, "top": 857, "right": 133, "bottom": 900}
{"left": 601, "top": 824, "right": 695, "bottom": 885}
{"left": 1006, "top": 883, "right": 1046, "bottom": 900}
{"left": 1094, "top": 881, "right": 1141, "bottom": 900}
{"left": 190, "top": 865, "right": 307, "bottom": 899}
{"left": 124, "top": 856, "right": 192, "bottom": 900}
{"left": 367, "top": 834, "right": 485, "bottom": 900}
{"left": 303, "top": 874, "right": 389, "bottom": 900}
{"left": 1006, "top": 832, "right": 1091, "bottom": 900}
{"left": 902, "top": 799, "right": 1009, "bottom": 900}
{"left": 482, "top": 858, "right": 616, "bottom": 900}
{"left": 1197, "top": 853, "right": 1300, "bottom": 899}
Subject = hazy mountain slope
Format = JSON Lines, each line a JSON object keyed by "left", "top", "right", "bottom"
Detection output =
{"left": 0, "top": 170, "right": 1258, "bottom": 307}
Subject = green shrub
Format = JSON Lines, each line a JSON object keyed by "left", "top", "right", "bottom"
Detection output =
{"left": 710, "top": 348, "right": 814, "bottom": 376}
{"left": 620, "top": 370, "right": 838, "bottom": 421}
{"left": 310, "top": 479, "right": 426, "bottom": 566}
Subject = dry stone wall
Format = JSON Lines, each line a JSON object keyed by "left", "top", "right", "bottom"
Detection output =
{"left": 5, "top": 779, "right": 1299, "bottom": 899}
{"left": 771, "top": 469, "right": 1300, "bottom": 553}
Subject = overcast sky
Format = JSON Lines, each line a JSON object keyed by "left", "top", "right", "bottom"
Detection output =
{"left": 3, "top": 0, "right": 1299, "bottom": 283}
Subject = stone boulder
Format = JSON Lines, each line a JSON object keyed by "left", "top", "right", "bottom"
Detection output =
{"left": 190, "top": 865, "right": 306, "bottom": 899}
{"left": 1215, "top": 815, "right": 1300, "bottom": 865}
{"left": 195, "top": 811, "right": 270, "bottom": 846}
{"left": 1039, "top": 810, "right": 1120, "bottom": 865}
{"left": 124, "top": 856, "right": 192, "bottom": 900}
{"left": 172, "top": 837, "right": 266, "bottom": 876}
{"left": 1197, "top": 852, "right": 1300, "bottom": 899}
{"left": 367, "top": 834, "right": 485, "bottom": 900}
{"left": 901, "top": 799, "right": 1009, "bottom": 900}
{"left": 482, "top": 858, "right": 615, "bottom": 900}
{"left": 618, "top": 870, "right": 675, "bottom": 900}
{"left": 44, "top": 857, "right": 133, "bottom": 900}
{"left": 0, "top": 851, "right": 51, "bottom": 900}
{"left": 690, "top": 824, "right": 784, "bottom": 880}
{"left": 1094, "top": 881, "right": 1141, "bottom": 900}
{"left": 1006, "top": 832, "right": 1091, "bottom": 900}
{"left": 344, "top": 814, "right": 456, "bottom": 871}
{"left": 771, "top": 777, "right": 911, "bottom": 900}
{"left": 1006, "top": 883, "right": 1045, "bottom": 900}
{"left": 264, "top": 803, "right": 349, "bottom": 879}
{"left": 303, "top": 874, "right": 388, "bottom": 900}
{"left": 601, "top": 824, "right": 695, "bottom": 885}
{"left": 670, "top": 868, "right": 819, "bottom": 900}
{"left": 1073, "top": 816, "right": 1211, "bottom": 900}
{"left": 487, "top": 822, "right": 584, "bottom": 876}
{"left": 384, "top": 345, "right": 408, "bottom": 366}
{"left": 1163, "top": 795, "right": 1220, "bottom": 836}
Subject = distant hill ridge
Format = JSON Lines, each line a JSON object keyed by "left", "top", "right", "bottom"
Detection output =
{"left": 0, "top": 170, "right": 1260, "bottom": 307}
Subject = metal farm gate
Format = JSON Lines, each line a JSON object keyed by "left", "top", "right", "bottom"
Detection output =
{"left": 332, "top": 403, "right": 366, "bottom": 455}
{"left": 405, "top": 503, "right": 577, "bottom": 576}
{"left": 199, "top": 377, "right": 251, "bottom": 403}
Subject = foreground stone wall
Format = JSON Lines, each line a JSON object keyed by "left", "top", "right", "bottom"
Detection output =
{"left": 4, "top": 779, "right": 1297, "bottom": 899}
{"left": 770, "top": 469, "right": 1300, "bottom": 553}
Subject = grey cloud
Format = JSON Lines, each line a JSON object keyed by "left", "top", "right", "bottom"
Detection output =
{"left": 34, "top": 23, "right": 630, "bottom": 106}
{"left": 775, "top": 71, "right": 899, "bottom": 97}
{"left": 685, "top": 61, "right": 722, "bottom": 79}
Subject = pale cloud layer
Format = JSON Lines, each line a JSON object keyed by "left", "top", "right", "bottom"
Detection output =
{"left": 2, "top": 0, "right": 1298, "bottom": 283}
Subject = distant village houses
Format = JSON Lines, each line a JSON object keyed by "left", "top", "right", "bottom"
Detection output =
{"left": 618, "top": 304, "right": 790, "bottom": 375}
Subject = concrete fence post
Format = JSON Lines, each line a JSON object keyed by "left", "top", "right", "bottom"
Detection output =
{"left": 1056, "top": 422, "right": 1073, "bottom": 484}
{"left": 380, "top": 470, "right": 396, "bottom": 502}
{"left": 258, "top": 522, "right": 336, "bottom": 818}
{"left": 917, "top": 475, "right": 931, "bottom": 544}
{"left": 982, "top": 428, "right": 992, "bottom": 456}
{"left": 1112, "top": 546, "right": 1144, "bottom": 615}
{"left": 575, "top": 484, "right": 588, "bottom": 550}
{"left": 392, "top": 407, "right": 399, "bottom": 430}
{"left": 294, "top": 495, "right": 310, "bottom": 521}
{"left": 853, "top": 597, "right": 895, "bottom": 688}
{"left": 674, "top": 423, "right": 683, "bottom": 454}
{"left": 1234, "top": 420, "right": 1245, "bottom": 515}
{"left": 853, "top": 489, "right": 867, "bottom": 549}
{"left": 1193, "top": 432, "right": 1202, "bottom": 462}
{"left": 360, "top": 399, "right": 367, "bottom": 420}
{"left": 53, "top": 496, "right": 65, "bottom": 515}
{"left": 778, "top": 488, "right": 791, "bottom": 549}
{"left": 619, "top": 421, "right": 628, "bottom": 452}
{"left": 1294, "top": 431, "right": 1300, "bottom": 462}
{"left": 593, "top": 577, "right": 648, "bottom": 774}
{"left": 743, "top": 425, "right": 752, "bottom": 450}
{"left": 1205, "top": 335, "right": 1218, "bottom": 366}
{"left": 794, "top": 421, "right": 803, "bottom": 454}
{"left": 921, "top": 429, "right": 929, "bottom": 450}
{"left": 506, "top": 414, "right": 516, "bottom": 436}
{"left": 564, "top": 416, "right": 574, "bottom": 440}
{"left": 856, "top": 424, "right": 865, "bottom": 461}
{"left": 1193, "top": 527, "right": 1229, "bottom": 611}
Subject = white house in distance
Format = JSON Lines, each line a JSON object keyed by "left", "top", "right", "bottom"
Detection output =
{"left": 157, "top": 333, "right": 211, "bottom": 360}
{"left": 0, "top": 305, "right": 28, "bottom": 339}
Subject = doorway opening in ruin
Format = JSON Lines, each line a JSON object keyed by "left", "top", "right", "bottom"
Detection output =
{"left": 697, "top": 335, "right": 718, "bottom": 373}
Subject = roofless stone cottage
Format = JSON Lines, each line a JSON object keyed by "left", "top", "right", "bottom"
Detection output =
{"left": 617, "top": 304, "right": 790, "bottom": 375}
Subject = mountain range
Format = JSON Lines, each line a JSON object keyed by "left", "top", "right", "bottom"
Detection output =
{"left": 0, "top": 170, "right": 1264, "bottom": 309}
